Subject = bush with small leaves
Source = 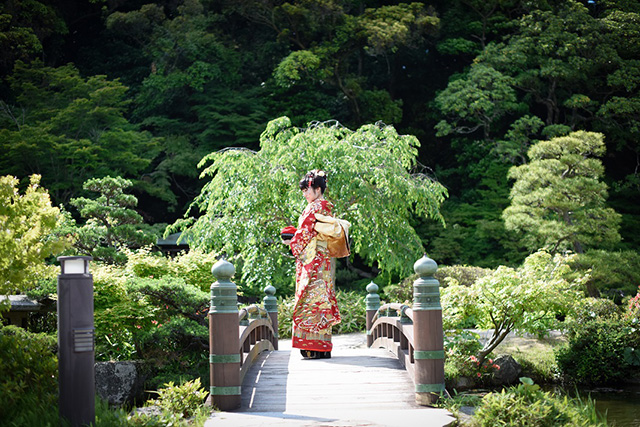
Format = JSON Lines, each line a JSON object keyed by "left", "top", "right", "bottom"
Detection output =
{"left": 570, "top": 250, "right": 640, "bottom": 299}
{"left": 568, "top": 297, "right": 620, "bottom": 325}
{"left": 471, "top": 378, "right": 607, "bottom": 427}
{"left": 333, "top": 290, "right": 366, "bottom": 334}
{"left": 556, "top": 317, "right": 640, "bottom": 385}
{"left": 278, "top": 295, "right": 295, "bottom": 339}
{"left": 147, "top": 378, "right": 209, "bottom": 419}
{"left": 384, "top": 264, "right": 493, "bottom": 304}
{"left": 0, "top": 326, "right": 58, "bottom": 423}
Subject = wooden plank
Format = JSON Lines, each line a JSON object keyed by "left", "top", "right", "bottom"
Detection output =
{"left": 239, "top": 347, "right": 423, "bottom": 413}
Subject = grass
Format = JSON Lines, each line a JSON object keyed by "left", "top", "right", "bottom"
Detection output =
{"left": 493, "top": 332, "right": 566, "bottom": 384}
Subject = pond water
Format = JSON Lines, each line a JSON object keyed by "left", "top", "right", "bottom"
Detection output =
{"left": 588, "top": 385, "right": 640, "bottom": 427}
{"left": 540, "top": 384, "right": 640, "bottom": 426}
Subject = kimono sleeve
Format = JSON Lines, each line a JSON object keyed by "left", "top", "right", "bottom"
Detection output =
{"left": 289, "top": 205, "right": 318, "bottom": 258}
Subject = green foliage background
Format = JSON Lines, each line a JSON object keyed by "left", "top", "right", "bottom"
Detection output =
{"left": 1, "top": 0, "right": 640, "bottom": 274}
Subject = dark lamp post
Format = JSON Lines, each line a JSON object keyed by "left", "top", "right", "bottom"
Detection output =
{"left": 57, "top": 256, "right": 95, "bottom": 426}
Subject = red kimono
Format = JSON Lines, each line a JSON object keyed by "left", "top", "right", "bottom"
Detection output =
{"left": 289, "top": 199, "right": 341, "bottom": 352}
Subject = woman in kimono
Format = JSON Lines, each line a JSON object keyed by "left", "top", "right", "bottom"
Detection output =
{"left": 282, "top": 170, "right": 341, "bottom": 359}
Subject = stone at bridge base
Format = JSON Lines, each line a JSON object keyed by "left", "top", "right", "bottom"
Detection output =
{"left": 95, "top": 361, "right": 152, "bottom": 407}
{"left": 415, "top": 391, "right": 441, "bottom": 406}
{"left": 448, "top": 376, "right": 476, "bottom": 390}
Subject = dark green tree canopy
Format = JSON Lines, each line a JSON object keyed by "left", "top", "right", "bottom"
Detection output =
{"left": 1, "top": 0, "right": 640, "bottom": 269}
{"left": 0, "top": 60, "right": 159, "bottom": 204}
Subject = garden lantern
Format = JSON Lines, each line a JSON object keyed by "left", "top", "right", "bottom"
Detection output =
{"left": 57, "top": 256, "right": 95, "bottom": 426}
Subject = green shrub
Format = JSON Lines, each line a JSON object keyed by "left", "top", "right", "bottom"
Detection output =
{"left": 94, "top": 382, "right": 211, "bottom": 426}
{"left": 383, "top": 265, "right": 493, "bottom": 303}
{"left": 170, "top": 249, "right": 220, "bottom": 291}
{"left": 570, "top": 249, "right": 640, "bottom": 299}
{"left": 277, "top": 294, "right": 295, "bottom": 339}
{"left": 470, "top": 378, "right": 607, "bottom": 427}
{"left": 91, "top": 260, "right": 211, "bottom": 389}
{"left": 437, "top": 265, "right": 493, "bottom": 288}
{"left": 127, "top": 276, "right": 209, "bottom": 354}
{"left": 138, "top": 316, "right": 209, "bottom": 357}
{"left": 125, "top": 246, "right": 173, "bottom": 279}
{"left": 124, "top": 247, "right": 220, "bottom": 292}
{"left": 333, "top": 290, "right": 366, "bottom": 334}
{"left": 147, "top": 378, "right": 209, "bottom": 419}
{"left": 382, "top": 277, "right": 414, "bottom": 304}
{"left": 95, "top": 397, "right": 132, "bottom": 426}
{"left": 555, "top": 317, "right": 640, "bottom": 385}
{"left": 92, "top": 265, "right": 157, "bottom": 361}
{"left": 567, "top": 297, "right": 620, "bottom": 325}
{"left": 0, "top": 326, "right": 58, "bottom": 423}
{"left": 441, "top": 282, "right": 482, "bottom": 330}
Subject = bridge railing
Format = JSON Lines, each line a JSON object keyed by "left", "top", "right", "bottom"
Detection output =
{"left": 205, "top": 255, "right": 445, "bottom": 410}
{"left": 366, "top": 255, "right": 445, "bottom": 406}
{"left": 206, "top": 259, "right": 278, "bottom": 410}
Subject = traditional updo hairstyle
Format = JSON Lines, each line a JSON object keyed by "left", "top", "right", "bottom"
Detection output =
{"left": 299, "top": 170, "right": 327, "bottom": 194}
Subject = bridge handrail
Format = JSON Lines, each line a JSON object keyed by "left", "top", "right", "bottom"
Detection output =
{"left": 371, "top": 303, "right": 413, "bottom": 324}
{"left": 365, "top": 255, "right": 445, "bottom": 406}
{"left": 239, "top": 304, "right": 269, "bottom": 323}
{"left": 207, "top": 259, "right": 278, "bottom": 410}
{"left": 238, "top": 315, "right": 276, "bottom": 382}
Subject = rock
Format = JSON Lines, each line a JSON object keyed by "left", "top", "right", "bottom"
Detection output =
{"left": 490, "top": 354, "right": 522, "bottom": 386}
{"left": 133, "top": 405, "right": 162, "bottom": 417}
{"left": 448, "top": 376, "right": 476, "bottom": 390}
{"left": 457, "top": 406, "right": 476, "bottom": 426}
{"left": 95, "top": 361, "right": 151, "bottom": 407}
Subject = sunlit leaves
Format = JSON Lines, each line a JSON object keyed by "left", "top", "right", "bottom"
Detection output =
{"left": 503, "top": 131, "right": 621, "bottom": 253}
{"left": 171, "top": 116, "right": 447, "bottom": 294}
{"left": 471, "top": 250, "right": 587, "bottom": 362}
{"left": 0, "top": 175, "right": 69, "bottom": 300}
{"left": 360, "top": 3, "right": 439, "bottom": 56}
{"left": 435, "top": 64, "right": 519, "bottom": 139}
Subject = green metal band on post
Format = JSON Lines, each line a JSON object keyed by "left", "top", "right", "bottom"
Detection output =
{"left": 415, "top": 383, "right": 446, "bottom": 393}
{"left": 210, "top": 386, "right": 241, "bottom": 396}
{"left": 414, "top": 350, "right": 445, "bottom": 360}
{"left": 209, "top": 354, "right": 241, "bottom": 364}
{"left": 366, "top": 330, "right": 372, "bottom": 336}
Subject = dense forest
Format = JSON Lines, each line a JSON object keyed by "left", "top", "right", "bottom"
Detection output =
{"left": 2, "top": 0, "right": 639, "bottom": 271}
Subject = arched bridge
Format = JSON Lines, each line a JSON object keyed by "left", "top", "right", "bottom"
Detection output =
{"left": 204, "top": 256, "right": 454, "bottom": 426}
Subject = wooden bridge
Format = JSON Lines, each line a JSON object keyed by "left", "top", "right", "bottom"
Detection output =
{"left": 204, "top": 256, "right": 454, "bottom": 426}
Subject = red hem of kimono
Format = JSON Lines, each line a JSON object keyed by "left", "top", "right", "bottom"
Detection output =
{"left": 292, "top": 335, "right": 333, "bottom": 352}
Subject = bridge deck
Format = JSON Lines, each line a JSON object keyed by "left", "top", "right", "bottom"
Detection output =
{"left": 206, "top": 334, "right": 454, "bottom": 426}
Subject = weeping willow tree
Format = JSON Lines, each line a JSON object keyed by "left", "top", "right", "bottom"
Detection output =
{"left": 169, "top": 116, "right": 447, "bottom": 295}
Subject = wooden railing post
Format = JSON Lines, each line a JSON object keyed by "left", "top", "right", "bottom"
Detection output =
{"left": 263, "top": 285, "right": 278, "bottom": 350}
{"left": 206, "top": 258, "right": 241, "bottom": 410}
{"left": 365, "top": 281, "right": 380, "bottom": 347}
{"left": 412, "top": 254, "right": 445, "bottom": 405}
